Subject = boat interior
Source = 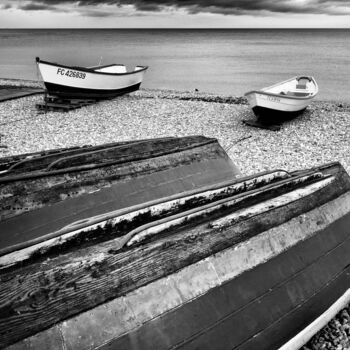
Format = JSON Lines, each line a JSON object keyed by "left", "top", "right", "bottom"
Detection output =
{"left": 263, "top": 76, "right": 317, "bottom": 97}
{"left": 93, "top": 64, "right": 127, "bottom": 73}
{"left": 89, "top": 64, "right": 145, "bottom": 74}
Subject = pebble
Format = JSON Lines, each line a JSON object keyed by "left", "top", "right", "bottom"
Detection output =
{"left": 1, "top": 78, "right": 350, "bottom": 348}
{"left": 0, "top": 82, "right": 349, "bottom": 178}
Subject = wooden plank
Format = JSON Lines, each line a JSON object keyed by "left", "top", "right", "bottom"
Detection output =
{"left": 182, "top": 235, "right": 350, "bottom": 350}
{"left": 1, "top": 171, "right": 324, "bottom": 268}
{"left": 0, "top": 137, "right": 176, "bottom": 174}
{"left": 0, "top": 158, "right": 237, "bottom": 250}
{"left": 0, "top": 136, "right": 218, "bottom": 181}
{"left": 239, "top": 268, "right": 350, "bottom": 350}
{"left": 0, "top": 177, "right": 347, "bottom": 348}
{"left": 105, "top": 219, "right": 350, "bottom": 350}
{"left": 46, "top": 137, "right": 214, "bottom": 170}
{"left": 0, "top": 143, "right": 237, "bottom": 223}
{"left": 35, "top": 102, "right": 76, "bottom": 110}
{"left": 0, "top": 88, "right": 44, "bottom": 102}
{"left": 35, "top": 95, "right": 97, "bottom": 112}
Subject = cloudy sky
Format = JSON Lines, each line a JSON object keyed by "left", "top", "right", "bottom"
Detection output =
{"left": 0, "top": 0, "right": 349, "bottom": 28}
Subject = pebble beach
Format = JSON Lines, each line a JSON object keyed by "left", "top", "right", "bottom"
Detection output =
{"left": 1, "top": 78, "right": 350, "bottom": 349}
{"left": 0, "top": 78, "right": 349, "bottom": 177}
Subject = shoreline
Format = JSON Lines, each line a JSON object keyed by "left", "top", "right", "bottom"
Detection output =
{"left": 1, "top": 77, "right": 350, "bottom": 105}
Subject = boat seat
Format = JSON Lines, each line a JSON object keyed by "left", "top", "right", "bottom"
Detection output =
{"left": 286, "top": 90, "right": 310, "bottom": 97}
{"left": 296, "top": 77, "right": 310, "bottom": 90}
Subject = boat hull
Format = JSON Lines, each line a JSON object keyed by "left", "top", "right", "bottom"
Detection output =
{"left": 37, "top": 59, "right": 148, "bottom": 99}
{"left": 252, "top": 105, "right": 307, "bottom": 121}
{"left": 246, "top": 91, "right": 312, "bottom": 117}
{"left": 43, "top": 82, "right": 141, "bottom": 99}
{"left": 1, "top": 155, "right": 350, "bottom": 350}
{"left": 106, "top": 209, "right": 350, "bottom": 350}
{"left": 0, "top": 136, "right": 240, "bottom": 257}
{"left": 244, "top": 76, "right": 318, "bottom": 122}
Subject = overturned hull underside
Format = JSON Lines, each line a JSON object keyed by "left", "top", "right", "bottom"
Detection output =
{"left": 1, "top": 137, "right": 350, "bottom": 350}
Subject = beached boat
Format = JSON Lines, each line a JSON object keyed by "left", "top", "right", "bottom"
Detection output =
{"left": 1, "top": 138, "right": 350, "bottom": 350}
{"left": 0, "top": 136, "right": 240, "bottom": 257}
{"left": 36, "top": 57, "right": 148, "bottom": 99}
{"left": 245, "top": 76, "right": 318, "bottom": 121}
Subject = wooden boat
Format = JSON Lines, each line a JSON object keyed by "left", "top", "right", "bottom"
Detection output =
{"left": 244, "top": 76, "right": 318, "bottom": 121}
{"left": 0, "top": 136, "right": 240, "bottom": 258}
{"left": 1, "top": 139, "right": 350, "bottom": 350}
{"left": 36, "top": 57, "right": 148, "bottom": 99}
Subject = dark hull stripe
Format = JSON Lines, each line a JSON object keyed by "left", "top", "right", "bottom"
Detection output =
{"left": 102, "top": 212, "right": 350, "bottom": 350}
{"left": 239, "top": 267, "right": 350, "bottom": 350}
{"left": 44, "top": 82, "right": 141, "bottom": 99}
{"left": 252, "top": 106, "right": 306, "bottom": 121}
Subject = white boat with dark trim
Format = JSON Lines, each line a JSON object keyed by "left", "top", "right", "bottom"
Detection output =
{"left": 244, "top": 76, "right": 318, "bottom": 120}
{"left": 36, "top": 57, "right": 148, "bottom": 99}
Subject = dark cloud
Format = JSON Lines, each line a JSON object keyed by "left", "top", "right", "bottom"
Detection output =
{"left": 18, "top": 3, "right": 57, "bottom": 11}
{"left": 11, "top": 0, "right": 350, "bottom": 16}
{"left": 1, "top": 4, "right": 13, "bottom": 9}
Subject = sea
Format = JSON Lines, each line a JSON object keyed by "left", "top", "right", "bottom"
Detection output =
{"left": 0, "top": 29, "right": 349, "bottom": 101}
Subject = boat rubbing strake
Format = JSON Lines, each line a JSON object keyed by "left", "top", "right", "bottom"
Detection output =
{"left": 36, "top": 57, "right": 148, "bottom": 99}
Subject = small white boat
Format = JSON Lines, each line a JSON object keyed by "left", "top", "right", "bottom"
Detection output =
{"left": 36, "top": 57, "right": 148, "bottom": 99}
{"left": 244, "top": 76, "right": 318, "bottom": 120}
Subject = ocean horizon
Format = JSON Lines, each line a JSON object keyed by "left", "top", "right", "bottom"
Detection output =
{"left": 1, "top": 28, "right": 349, "bottom": 101}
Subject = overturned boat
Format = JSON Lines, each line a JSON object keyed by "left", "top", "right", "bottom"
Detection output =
{"left": 36, "top": 57, "right": 148, "bottom": 99}
{"left": 245, "top": 76, "right": 318, "bottom": 122}
{"left": 1, "top": 137, "right": 350, "bottom": 350}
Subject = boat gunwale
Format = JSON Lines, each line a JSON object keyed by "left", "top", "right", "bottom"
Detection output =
{"left": 36, "top": 58, "right": 148, "bottom": 77}
{"left": 0, "top": 138, "right": 218, "bottom": 183}
{"left": 87, "top": 63, "right": 126, "bottom": 70}
{"left": 0, "top": 169, "right": 291, "bottom": 259}
{"left": 244, "top": 76, "right": 318, "bottom": 101}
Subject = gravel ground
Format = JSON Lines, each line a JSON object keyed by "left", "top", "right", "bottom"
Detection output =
{"left": 0, "top": 78, "right": 349, "bottom": 177}
{"left": 1, "top": 78, "right": 350, "bottom": 348}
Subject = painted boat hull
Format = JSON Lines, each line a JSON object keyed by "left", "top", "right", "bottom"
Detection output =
{"left": 43, "top": 81, "right": 141, "bottom": 99}
{"left": 245, "top": 76, "right": 318, "bottom": 122}
{"left": 1, "top": 150, "right": 350, "bottom": 349}
{"left": 36, "top": 58, "right": 148, "bottom": 99}
{"left": 106, "top": 213, "right": 350, "bottom": 350}
{"left": 0, "top": 136, "right": 240, "bottom": 257}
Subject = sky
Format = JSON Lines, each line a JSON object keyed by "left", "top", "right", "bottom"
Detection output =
{"left": 0, "top": 0, "right": 350, "bottom": 28}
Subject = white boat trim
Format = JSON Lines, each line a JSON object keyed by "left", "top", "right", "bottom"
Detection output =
{"left": 278, "top": 288, "right": 350, "bottom": 350}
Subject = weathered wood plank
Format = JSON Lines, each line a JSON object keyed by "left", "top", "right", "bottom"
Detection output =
{"left": 0, "top": 137, "right": 176, "bottom": 174}
{"left": 101, "top": 231, "right": 350, "bottom": 350}
{"left": 0, "top": 169, "right": 291, "bottom": 267}
{"left": 0, "top": 141, "right": 229, "bottom": 218}
{"left": 0, "top": 170, "right": 348, "bottom": 348}
{"left": 0, "top": 88, "right": 44, "bottom": 102}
